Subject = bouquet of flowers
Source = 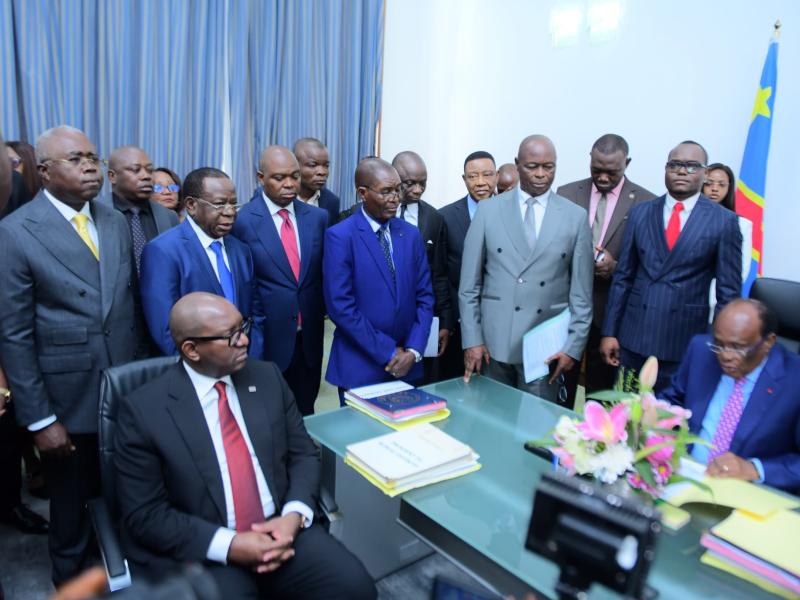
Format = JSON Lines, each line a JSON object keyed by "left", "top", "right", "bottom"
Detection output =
{"left": 531, "top": 357, "right": 708, "bottom": 498}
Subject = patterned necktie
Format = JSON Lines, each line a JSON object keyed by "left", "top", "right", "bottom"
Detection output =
{"left": 524, "top": 197, "right": 537, "bottom": 250}
{"left": 210, "top": 241, "right": 236, "bottom": 305}
{"left": 593, "top": 193, "right": 607, "bottom": 248}
{"left": 708, "top": 378, "right": 747, "bottom": 462}
{"left": 214, "top": 381, "right": 264, "bottom": 532}
{"left": 129, "top": 206, "right": 147, "bottom": 275}
{"left": 277, "top": 209, "right": 302, "bottom": 326}
{"left": 377, "top": 225, "right": 395, "bottom": 281}
{"left": 665, "top": 201, "right": 684, "bottom": 251}
{"left": 71, "top": 213, "right": 99, "bottom": 260}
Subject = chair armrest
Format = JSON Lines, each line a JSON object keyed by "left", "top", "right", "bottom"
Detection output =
{"left": 88, "top": 498, "right": 132, "bottom": 591}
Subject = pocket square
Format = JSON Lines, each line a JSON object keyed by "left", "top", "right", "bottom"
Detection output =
{"left": 426, "top": 239, "right": 433, "bottom": 245}
{"left": 248, "top": 385, "right": 257, "bottom": 392}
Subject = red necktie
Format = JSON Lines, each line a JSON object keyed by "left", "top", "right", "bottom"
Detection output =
{"left": 665, "top": 201, "right": 684, "bottom": 251}
{"left": 215, "top": 381, "right": 264, "bottom": 532}
{"left": 278, "top": 209, "right": 302, "bottom": 327}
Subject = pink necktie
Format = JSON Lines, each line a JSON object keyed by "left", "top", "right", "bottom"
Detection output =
{"left": 708, "top": 378, "right": 747, "bottom": 462}
{"left": 215, "top": 381, "right": 264, "bottom": 532}
{"left": 278, "top": 209, "right": 301, "bottom": 326}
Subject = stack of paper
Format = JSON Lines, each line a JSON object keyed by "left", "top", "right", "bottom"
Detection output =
{"left": 344, "top": 423, "right": 480, "bottom": 496}
{"left": 700, "top": 509, "right": 800, "bottom": 598}
{"left": 345, "top": 381, "right": 449, "bottom": 430}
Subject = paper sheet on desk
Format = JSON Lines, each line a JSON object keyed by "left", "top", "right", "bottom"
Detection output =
{"left": 424, "top": 317, "right": 440, "bottom": 357}
{"left": 522, "top": 309, "right": 570, "bottom": 383}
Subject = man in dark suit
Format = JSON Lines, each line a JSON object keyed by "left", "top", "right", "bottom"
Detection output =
{"left": 661, "top": 299, "right": 800, "bottom": 491}
{"left": 140, "top": 167, "right": 264, "bottom": 357}
{"left": 293, "top": 137, "right": 339, "bottom": 226}
{"left": 233, "top": 146, "right": 327, "bottom": 416}
{"left": 107, "top": 146, "right": 179, "bottom": 275}
{"left": 601, "top": 141, "right": 742, "bottom": 392}
{"left": 115, "top": 292, "right": 375, "bottom": 598}
{"left": 0, "top": 125, "right": 145, "bottom": 585}
{"left": 558, "top": 134, "right": 656, "bottom": 398}
{"left": 392, "top": 151, "right": 453, "bottom": 381}
{"left": 437, "top": 151, "right": 498, "bottom": 379}
{"left": 324, "top": 157, "right": 434, "bottom": 398}
{"left": 496, "top": 163, "right": 518, "bottom": 194}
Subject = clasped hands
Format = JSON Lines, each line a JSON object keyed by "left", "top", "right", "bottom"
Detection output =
{"left": 228, "top": 512, "right": 304, "bottom": 573}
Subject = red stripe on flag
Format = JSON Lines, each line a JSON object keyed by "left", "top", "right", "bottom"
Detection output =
{"left": 735, "top": 189, "right": 763, "bottom": 275}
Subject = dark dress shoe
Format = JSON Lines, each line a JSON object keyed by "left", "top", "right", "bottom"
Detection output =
{"left": 0, "top": 503, "right": 49, "bottom": 534}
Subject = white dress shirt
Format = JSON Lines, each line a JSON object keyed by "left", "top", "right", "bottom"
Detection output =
{"left": 399, "top": 201, "right": 419, "bottom": 227}
{"left": 262, "top": 192, "right": 301, "bottom": 260}
{"left": 181, "top": 362, "right": 313, "bottom": 564}
{"left": 29, "top": 191, "right": 101, "bottom": 432}
{"left": 186, "top": 215, "right": 231, "bottom": 281}
{"left": 361, "top": 206, "right": 394, "bottom": 255}
{"left": 298, "top": 189, "right": 321, "bottom": 208}
{"left": 663, "top": 192, "right": 700, "bottom": 231}
{"left": 518, "top": 186, "right": 549, "bottom": 240}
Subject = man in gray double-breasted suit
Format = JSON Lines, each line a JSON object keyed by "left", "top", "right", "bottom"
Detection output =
{"left": 0, "top": 126, "right": 146, "bottom": 585}
{"left": 459, "top": 135, "right": 593, "bottom": 406}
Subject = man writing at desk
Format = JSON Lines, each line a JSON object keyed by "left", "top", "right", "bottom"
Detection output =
{"left": 661, "top": 299, "right": 800, "bottom": 491}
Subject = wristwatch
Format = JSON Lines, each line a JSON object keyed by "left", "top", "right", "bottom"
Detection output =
{"left": 407, "top": 348, "right": 422, "bottom": 363}
{"left": 0, "top": 387, "right": 10, "bottom": 401}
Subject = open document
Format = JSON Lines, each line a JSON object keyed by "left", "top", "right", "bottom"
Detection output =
{"left": 522, "top": 308, "right": 570, "bottom": 383}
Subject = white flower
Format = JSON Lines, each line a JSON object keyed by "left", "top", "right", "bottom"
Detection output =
{"left": 593, "top": 443, "right": 635, "bottom": 484}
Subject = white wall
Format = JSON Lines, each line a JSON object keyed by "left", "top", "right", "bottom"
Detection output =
{"left": 381, "top": 0, "right": 800, "bottom": 281}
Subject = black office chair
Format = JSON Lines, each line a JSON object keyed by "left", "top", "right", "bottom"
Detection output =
{"left": 750, "top": 277, "right": 800, "bottom": 352}
{"left": 90, "top": 356, "right": 179, "bottom": 591}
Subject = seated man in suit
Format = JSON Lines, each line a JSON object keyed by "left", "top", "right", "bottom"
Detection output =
{"left": 661, "top": 299, "right": 800, "bottom": 492}
{"left": 324, "top": 157, "right": 434, "bottom": 399}
{"left": 392, "top": 151, "right": 453, "bottom": 381}
{"left": 107, "top": 146, "right": 179, "bottom": 275}
{"left": 115, "top": 292, "right": 375, "bottom": 598}
{"left": 140, "top": 168, "right": 263, "bottom": 356}
{"left": 293, "top": 137, "right": 340, "bottom": 226}
{"left": 495, "top": 163, "right": 518, "bottom": 194}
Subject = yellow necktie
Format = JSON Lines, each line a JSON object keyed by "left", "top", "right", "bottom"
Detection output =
{"left": 72, "top": 213, "right": 99, "bottom": 260}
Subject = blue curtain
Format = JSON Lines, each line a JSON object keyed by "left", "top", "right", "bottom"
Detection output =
{"left": 0, "top": 0, "right": 384, "bottom": 205}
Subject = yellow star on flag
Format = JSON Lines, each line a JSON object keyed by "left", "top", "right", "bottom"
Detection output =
{"left": 751, "top": 86, "right": 772, "bottom": 122}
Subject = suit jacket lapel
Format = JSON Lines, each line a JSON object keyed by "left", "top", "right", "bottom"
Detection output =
{"left": 647, "top": 197, "right": 670, "bottom": 268}
{"left": 526, "top": 191, "right": 562, "bottom": 266}
{"left": 575, "top": 180, "right": 592, "bottom": 211}
{"left": 502, "top": 188, "right": 531, "bottom": 261}
{"left": 601, "top": 182, "right": 636, "bottom": 248}
{"left": 180, "top": 220, "right": 224, "bottom": 296}
{"left": 166, "top": 366, "right": 227, "bottom": 524}
{"left": 23, "top": 194, "right": 101, "bottom": 290}
{"left": 355, "top": 211, "right": 396, "bottom": 296}
{"left": 688, "top": 360, "right": 723, "bottom": 434}
{"left": 731, "top": 350, "right": 784, "bottom": 455}
{"left": 93, "top": 203, "right": 121, "bottom": 322}
{"left": 455, "top": 197, "right": 470, "bottom": 239}
{"left": 416, "top": 201, "right": 432, "bottom": 241}
{"left": 150, "top": 200, "right": 168, "bottom": 234}
{"left": 294, "top": 200, "right": 313, "bottom": 284}
{"left": 250, "top": 198, "right": 296, "bottom": 283}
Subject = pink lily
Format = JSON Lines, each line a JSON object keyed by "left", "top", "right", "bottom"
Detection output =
{"left": 639, "top": 356, "right": 659, "bottom": 392}
{"left": 644, "top": 434, "right": 675, "bottom": 465}
{"left": 578, "top": 401, "right": 629, "bottom": 445}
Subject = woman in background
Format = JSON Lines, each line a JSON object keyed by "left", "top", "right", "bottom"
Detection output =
{"left": 6, "top": 141, "right": 41, "bottom": 197}
{"left": 151, "top": 167, "right": 182, "bottom": 217}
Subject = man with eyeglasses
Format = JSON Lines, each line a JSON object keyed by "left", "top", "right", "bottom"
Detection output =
{"left": 0, "top": 125, "right": 146, "bottom": 585}
{"left": 115, "top": 292, "right": 376, "bottom": 598}
{"left": 437, "top": 151, "right": 499, "bottom": 380}
{"left": 324, "top": 157, "right": 434, "bottom": 400}
{"left": 557, "top": 134, "right": 656, "bottom": 402}
{"left": 139, "top": 167, "right": 264, "bottom": 358}
{"left": 601, "top": 141, "right": 742, "bottom": 392}
{"left": 660, "top": 299, "right": 800, "bottom": 491}
{"left": 459, "top": 135, "right": 593, "bottom": 406}
{"left": 233, "top": 146, "right": 328, "bottom": 416}
{"left": 107, "top": 146, "right": 178, "bottom": 275}
{"left": 392, "top": 151, "right": 453, "bottom": 382}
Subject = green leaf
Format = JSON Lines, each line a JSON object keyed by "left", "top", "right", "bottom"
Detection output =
{"left": 635, "top": 461, "right": 657, "bottom": 488}
{"left": 667, "top": 474, "right": 715, "bottom": 500}
{"left": 586, "top": 390, "right": 638, "bottom": 403}
{"left": 527, "top": 437, "right": 557, "bottom": 448}
{"left": 634, "top": 441, "right": 674, "bottom": 462}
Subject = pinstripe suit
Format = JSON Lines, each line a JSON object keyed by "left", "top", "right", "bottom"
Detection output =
{"left": 602, "top": 195, "right": 741, "bottom": 389}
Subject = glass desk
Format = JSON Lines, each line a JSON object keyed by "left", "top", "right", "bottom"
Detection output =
{"left": 305, "top": 377, "right": 780, "bottom": 599}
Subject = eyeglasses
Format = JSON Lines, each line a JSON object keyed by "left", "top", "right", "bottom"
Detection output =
{"left": 465, "top": 171, "right": 496, "bottom": 181}
{"left": 9, "top": 157, "right": 21, "bottom": 169}
{"left": 189, "top": 196, "right": 243, "bottom": 213}
{"left": 706, "top": 338, "right": 764, "bottom": 358}
{"left": 665, "top": 160, "right": 706, "bottom": 174}
{"left": 366, "top": 186, "right": 401, "bottom": 199}
{"left": 188, "top": 317, "right": 252, "bottom": 347}
{"left": 42, "top": 154, "right": 107, "bottom": 168}
{"left": 154, "top": 184, "right": 180, "bottom": 193}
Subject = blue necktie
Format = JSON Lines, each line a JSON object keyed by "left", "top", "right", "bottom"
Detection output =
{"left": 377, "top": 225, "right": 395, "bottom": 282}
{"left": 210, "top": 241, "right": 236, "bottom": 305}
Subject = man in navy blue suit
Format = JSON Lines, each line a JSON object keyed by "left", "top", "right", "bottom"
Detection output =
{"left": 140, "top": 168, "right": 264, "bottom": 356}
{"left": 233, "top": 146, "right": 328, "bottom": 416}
{"left": 293, "top": 138, "right": 340, "bottom": 226}
{"left": 324, "top": 157, "right": 434, "bottom": 399}
{"left": 661, "top": 299, "right": 800, "bottom": 492}
{"left": 601, "top": 141, "right": 742, "bottom": 392}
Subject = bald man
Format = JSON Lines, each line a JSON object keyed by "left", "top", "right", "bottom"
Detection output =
{"left": 293, "top": 137, "right": 340, "bottom": 226}
{"left": 107, "top": 145, "right": 178, "bottom": 274}
{"left": 459, "top": 135, "right": 593, "bottom": 406}
{"left": 232, "top": 146, "right": 328, "bottom": 415}
{"left": 496, "top": 163, "right": 519, "bottom": 195}
{"left": 115, "top": 293, "right": 375, "bottom": 598}
{"left": 323, "top": 157, "right": 434, "bottom": 396}
{"left": 661, "top": 299, "right": 800, "bottom": 491}
{"left": 0, "top": 126, "right": 145, "bottom": 584}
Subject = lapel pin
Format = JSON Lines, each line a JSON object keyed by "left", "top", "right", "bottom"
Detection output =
{"left": 767, "top": 387, "right": 773, "bottom": 394}
{"left": 248, "top": 385, "right": 257, "bottom": 392}
{"left": 629, "top": 193, "right": 635, "bottom": 199}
